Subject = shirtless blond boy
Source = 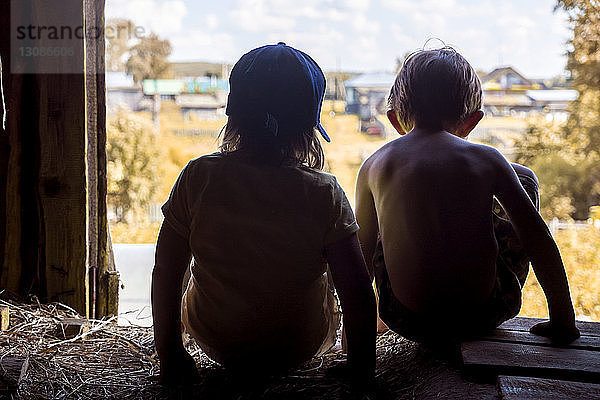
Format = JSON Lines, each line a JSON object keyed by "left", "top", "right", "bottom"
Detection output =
{"left": 356, "top": 47, "right": 579, "bottom": 343}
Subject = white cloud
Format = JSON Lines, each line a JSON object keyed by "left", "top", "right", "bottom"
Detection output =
{"left": 204, "top": 14, "right": 220, "bottom": 31}
{"left": 382, "top": 0, "right": 461, "bottom": 14}
{"left": 170, "top": 30, "right": 236, "bottom": 63}
{"left": 351, "top": 14, "right": 380, "bottom": 35}
{"left": 228, "top": 0, "right": 374, "bottom": 34}
{"left": 106, "top": 0, "right": 570, "bottom": 77}
{"left": 229, "top": 0, "right": 297, "bottom": 32}
{"left": 106, "top": 0, "right": 187, "bottom": 36}
{"left": 266, "top": 25, "right": 345, "bottom": 68}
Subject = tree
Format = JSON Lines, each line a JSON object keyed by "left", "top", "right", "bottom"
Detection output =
{"left": 557, "top": 0, "right": 600, "bottom": 154}
{"left": 105, "top": 18, "right": 135, "bottom": 72}
{"left": 513, "top": 1, "right": 600, "bottom": 220}
{"left": 107, "top": 112, "right": 160, "bottom": 223}
{"left": 126, "top": 33, "right": 172, "bottom": 84}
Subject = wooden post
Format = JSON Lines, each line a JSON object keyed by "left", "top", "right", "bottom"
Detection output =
{"left": 85, "top": 0, "right": 100, "bottom": 319}
{"left": 0, "top": 0, "right": 115, "bottom": 317}
{"left": 1, "top": 1, "right": 28, "bottom": 296}
{"left": 0, "top": 0, "right": 87, "bottom": 313}
{"left": 0, "top": 56, "right": 7, "bottom": 288}
{"left": 85, "top": 0, "right": 117, "bottom": 319}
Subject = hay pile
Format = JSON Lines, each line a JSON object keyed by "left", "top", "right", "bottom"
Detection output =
{"left": 0, "top": 298, "right": 497, "bottom": 399}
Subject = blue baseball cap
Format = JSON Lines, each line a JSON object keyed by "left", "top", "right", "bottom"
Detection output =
{"left": 225, "top": 42, "right": 330, "bottom": 142}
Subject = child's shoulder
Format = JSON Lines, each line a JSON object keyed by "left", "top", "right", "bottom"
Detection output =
{"left": 186, "top": 152, "right": 223, "bottom": 167}
{"left": 360, "top": 135, "right": 509, "bottom": 177}
{"left": 182, "top": 152, "right": 227, "bottom": 172}
{"left": 296, "top": 165, "right": 340, "bottom": 188}
{"left": 186, "top": 152, "right": 339, "bottom": 187}
{"left": 359, "top": 138, "right": 405, "bottom": 173}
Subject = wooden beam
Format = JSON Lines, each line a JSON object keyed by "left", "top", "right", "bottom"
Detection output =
{"left": 84, "top": 0, "right": 116, "bottom": 319}
{"left": 498, "top": 375, "right": 600, "bottom": 400}
{"left": 481, "top": 328, "right": 600, "bottom": 351}
{"left": 35, "top": 0, "right": 87, "bottom": 312}
{"left": 85, "top": 0, "right": 100, "bottom": 319}
{"left": 1, "top": 1, "right": 27, "bottom": 295}
{"left": 462, "top": 340, "right": 600, "bottom": 382}
{"left": 0, "top": 0, "right": 87, "bottom": 313}
{"left": 0, "top": 356, "right": 28, "bottom": 394}
{"left": 498, "top": 317, "right": 600, "bottom": 337}
{"left": 54, "top": 318, "right": 90, "bottom": 339}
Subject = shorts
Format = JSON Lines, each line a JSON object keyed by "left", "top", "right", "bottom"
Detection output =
{"left": 181, "top": 269, "right": 341, "bottom": 369}
{"left": 374, "top": 170, "right": 540, "bottom": 343}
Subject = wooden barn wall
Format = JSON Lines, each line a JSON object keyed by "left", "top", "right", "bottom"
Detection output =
{"left": 0, "top": 0, "right": 108, "bottom": 316}
{"left": 85, "top": 0, "right": 117, "bottom": 318}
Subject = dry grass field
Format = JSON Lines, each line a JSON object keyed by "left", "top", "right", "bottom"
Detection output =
{"left": 109, "top": 104, "right": 599, "bottom": 322}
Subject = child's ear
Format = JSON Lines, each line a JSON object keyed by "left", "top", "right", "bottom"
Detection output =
{"left": 387, "top": 110, "right": 406, "bottom": 135}
{"left": 455, "top": 110, "right": 484, "bottom": 138}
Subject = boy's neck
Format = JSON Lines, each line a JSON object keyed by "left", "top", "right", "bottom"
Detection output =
{"left": 410, "top": 121, "right": 466, "bottom": 139}
{"left": 410, "top": 124, "right": 448, "bottom": 135}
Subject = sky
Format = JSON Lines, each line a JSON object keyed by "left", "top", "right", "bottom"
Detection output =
{"left": 106, "top": 0, "right": 572, "bottom": 79}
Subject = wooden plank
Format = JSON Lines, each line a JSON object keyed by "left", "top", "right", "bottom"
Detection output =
{"left": 105, "top": 270, "right": 120, "bottom": 317}
{"left": 0, "top": 0, "right": 88, "bottom": 312}
{"left": 31, "top": 0, "right": 87, "bottom": 313}
{"left": 53, "top": 318, "right": 90, "bottom": 339}
{"left": 499, "top": 317, "right": 600, "bottom": 337}
{"left": 0, "top": 356, "right": 28, "bottom": 392}
{"left": 0, "top": 305, "right": 8, "bottom": 331}
{"left": 85, "top": 0, "right": 116, "bottom": 319}
{"left": 0, "top": 0, "right": 24, "bottom": 295}
{"left": 85, "top": 0, "right": 100, "bottom": 319}
{"left": 0, "top": 55, "right": 7, "bottom": 283}
{"left": 482, "top": 328, "right": 600, "bottom": 351}
{"left": 498, "top": 375, "right": 600, "bottom": 400}
{"left": 462, "top": 340, "right": 600, "bottom": 382}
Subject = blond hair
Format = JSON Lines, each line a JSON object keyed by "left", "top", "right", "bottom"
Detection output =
{"left": 388, "top": 47, "right": 482, "bottom": 131}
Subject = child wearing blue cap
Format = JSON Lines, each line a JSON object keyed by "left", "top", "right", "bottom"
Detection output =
{"left": 152, "top": 43, "right": 376, "bottom": 386}
{"left": 356, "top": 47, "right": 579, "bottom": 344}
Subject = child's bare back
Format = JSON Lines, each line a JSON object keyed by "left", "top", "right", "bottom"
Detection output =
{"left": 362, "top": 130, "right": 501, "bottom": 314}
{"left": 356, "top": 46, "right": 579, "bottom": 343}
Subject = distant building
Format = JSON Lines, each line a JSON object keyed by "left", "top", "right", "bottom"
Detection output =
{"left": 170, "top": 61, "right": 232, "bottom": 80}
{"left": 106, "top": 65, "right": 232, "bottom": 120}
{"left": 481, "top": 66, "right": 538, "bottom": 91}
{"left": 344, "top": 73, "right": 396, "bottom": 118}
{"left": 344, "top": 66, "right": 577, "bottom": 122}
{"left": 105, "top": 72, "right": 143, "bottom": 114}
{"left": 525, "top": 89, "right": 578, "bottom": 119}
{"left": 481, "top": 66, "right": 577, "bottom": 119}
{"left": 176, "top": 92, "right": 227, "bottom": 121}
{"left": 142, "top": 78, "right": 229, "bottom": 120}
{"left": 325, "top": 71, "right": 354, "bottom": 101}
{"left": 142, "top": 79, "right": 186, "bottom": 101}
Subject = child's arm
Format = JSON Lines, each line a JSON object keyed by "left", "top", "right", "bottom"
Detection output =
{"left": 152, "top": 222, "right": 199, "bottom": 385}
{"left": 491, "top": 150, "right": 580, "bottom": 343}
{"left": 325, "top": 232, "right": 377, "bottom": 388}
{"left": 355, "top": 161, "right": 379, "bottom": 279}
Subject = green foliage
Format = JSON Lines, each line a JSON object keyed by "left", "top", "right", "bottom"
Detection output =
{"left": 558, "top": 0, "right": 600, "bottom": 166}
{"left": 513, "top": 1, "right": 600, "bottom": 220}
{"left": 558, "top": 0, "right": 600, "bottom": 91}
{"left": 126, "top": 33, "right": 172, "bottom": 84}
{"left": 521, "top": 226, "right": 600, "bottom": 321}
{"left": 514, "top": 116, "right": 600, "bottom": 220}
{"left": 107, "top": 113, "right": 160, "bottom": 223}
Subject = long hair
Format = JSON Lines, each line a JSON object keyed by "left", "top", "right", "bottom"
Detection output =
{"left": 219, "top": 116, "right": 325, "bottom": 170}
